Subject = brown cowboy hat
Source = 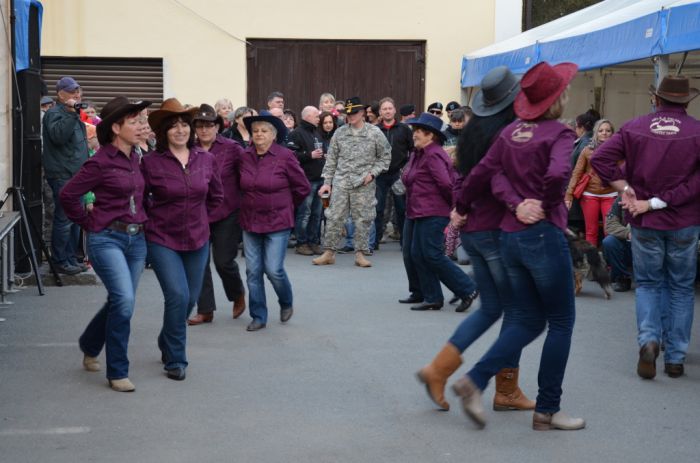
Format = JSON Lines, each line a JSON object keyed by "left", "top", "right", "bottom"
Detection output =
{"left": 649, "top": 75, "right": 699, "bottom": 104}
{"left": 192, "top": 103, "right": 224, "bottom": 133}
{"left": 147, "top": 98, "right": 197, "bottom": 133}
{"left": 97, "top": 96, "right": 151, "bottom": 145}
{"left": 514, "top": 61, "right": 578, "bottom": 120}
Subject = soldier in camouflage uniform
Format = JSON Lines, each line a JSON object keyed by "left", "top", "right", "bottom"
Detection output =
{"left": 313, "top": 97, "right": 391, "bottom": 267}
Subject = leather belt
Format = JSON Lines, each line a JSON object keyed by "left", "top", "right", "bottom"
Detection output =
{"left": 107, "top": 221, "right": 144, "bottom": 235}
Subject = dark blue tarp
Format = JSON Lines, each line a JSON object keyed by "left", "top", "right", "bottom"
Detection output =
{"left": 13, "top": 0, "right": 43, "bottom": 72}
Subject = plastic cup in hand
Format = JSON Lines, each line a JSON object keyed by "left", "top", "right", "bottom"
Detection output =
{"left": 314, "top": 141, "right": 323, "bottom": 152}
{"left": 321, "top": 192, "right": 331, "bottom": 208}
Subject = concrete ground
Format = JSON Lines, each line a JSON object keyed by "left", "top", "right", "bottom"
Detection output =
{"left": 1, "top": 241, "right": 699, "bottom": 463}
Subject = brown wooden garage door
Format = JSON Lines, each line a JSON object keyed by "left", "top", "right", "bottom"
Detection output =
{"left": 247, "top": 39, "right": 425, "bottom": 113}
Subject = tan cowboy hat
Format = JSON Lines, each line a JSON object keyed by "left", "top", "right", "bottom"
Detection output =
{"left": 147, "top": 98, "right": 197, "bottom": 133}
{"left": 649, "top": 75, "right": 699, "bottom": 104}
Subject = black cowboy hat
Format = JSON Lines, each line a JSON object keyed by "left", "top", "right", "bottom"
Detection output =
{"left": 344, "top": 97, "right": 364, "bottom": 115}
{"left": 243, "top": 111, "right": 288, "bottom": 144}
{"left": 97, "top": 96, "right": 151, "bottom": 146}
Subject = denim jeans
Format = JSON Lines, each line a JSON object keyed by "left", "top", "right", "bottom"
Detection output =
{"left": 402, "top": 218, "right": 422, "bottom": 299}
{"left": 295, "top": 179, "right": 324, "bottom": 245}
{"left": 410, "top": 216, "right": 477, "bottom": 303}
{"left": 344, "top": 217, "right": 376, "bottom": 249}
{"left": 79, "top": 229, "right": 146, "bottom": 380}
{"left": 243, "top": 229, "right": 294, "bottom": 324}
{"left": 631, "top": 225, "right": 699, "bottom": 364}
{"left": 148, "top": 241, "right": 209, "bottom": 370}
{"left": 48, "top": 178, "right": 81, "bottom": 266}
{"left": 197, "top": 211, "right": 244, "bottom": 313}
{"left": 447, "top": 231, "right": 519, "bottom": 369}
{"left": 467, "top": 221, "right": 575, "bottom": 414}
{"left": 371, "top": 172, "right": 403, "bottom": 249}
{"left": 602, "top": 235, "right": 632, "bottom": 280}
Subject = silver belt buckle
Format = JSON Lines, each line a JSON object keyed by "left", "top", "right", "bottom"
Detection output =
{"left": 126, "top": 223, "right": 140, "bottom": 235}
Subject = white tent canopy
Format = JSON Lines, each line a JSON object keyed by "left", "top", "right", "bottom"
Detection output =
{"left": 461, "top": 0, "right": 700, "bottom": 87}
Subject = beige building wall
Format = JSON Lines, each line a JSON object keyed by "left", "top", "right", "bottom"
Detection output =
{"left": 41, "top": 0, "right": 497, "bottom": 110}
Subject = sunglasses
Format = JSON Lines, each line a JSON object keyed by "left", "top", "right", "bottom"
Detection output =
{"left": 429, "top": 110, "right": 443, "bottom": 115}
{"left": 194, "top": 122, "right": 216, "bottom": 129}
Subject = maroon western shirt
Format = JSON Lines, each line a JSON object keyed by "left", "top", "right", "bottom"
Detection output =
{"left": 591, "top": 106, "right": 700, "bottom": 230}
{"left": 199, "top": 134, "right": 243, "bottom": 223}
{"left": 141, "top": 147, "right": 223, "bottom": 250}
{"left": 401, "top": 142, "right": 454, "bottom": 219}
{"left": 59, "top": 143, "right": 148, "bottom": 232}
{"left": 456, "top": 119, "right": 575, "bottom": 232}
{"left": 453, "top": 174, "right": 506, "bottom": 233}
{"left": 238, "top": 143, "right": 311, "bottom": 234}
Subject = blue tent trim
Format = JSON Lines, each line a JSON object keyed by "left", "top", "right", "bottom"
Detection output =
{"left": 14, "top": 0, "right": 43, "bottom": 72}
{"left": 461, "top": 1, "right": 700, "bottom": 87}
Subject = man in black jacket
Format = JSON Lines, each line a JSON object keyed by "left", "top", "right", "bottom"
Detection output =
{"left": 288, "top": 106, "right": 325, "bottom": 255}
{"left": 371, "top": 97, "right": 413, "bottom": 249}
{"left": 42, "top": 76, "right": 90, "bottom": 275}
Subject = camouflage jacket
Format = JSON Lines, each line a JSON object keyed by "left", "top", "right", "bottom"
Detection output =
{"left": 322, "top": 122, "right": 391, "bottom": 188}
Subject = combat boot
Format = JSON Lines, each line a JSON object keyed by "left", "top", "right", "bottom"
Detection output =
{"left": 416, "top": 343, "right": 462, "bottom": 410}
{"left": 354, "top": 251, "right": 372, "bottom": 267}
{"left": 312, "top": 250, "right": 335, "bottom": 265}
{"left": 493, "top": 368, "right": 535, "bottom": 411}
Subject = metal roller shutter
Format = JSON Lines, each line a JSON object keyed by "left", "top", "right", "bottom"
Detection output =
{"left": 41, "top": 57, "right": 164, "bottom": 112}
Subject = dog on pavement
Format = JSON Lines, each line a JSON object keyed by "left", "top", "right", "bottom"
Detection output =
{"left": 565, "top": 229, "right": 612, "bottom": 299}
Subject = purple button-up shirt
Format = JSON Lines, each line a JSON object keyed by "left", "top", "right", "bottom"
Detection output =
{"left": 238, "top": 143, "right": 311, "bottom": 234}
{"left": 453, "top": 174, "right": 506, "bottom": 233}
{"left": 591, "top": 106, "right": 700, "bottom": 230}
{"left": 59, "top": 144, "right": 148, "bottom": 232}
{"left": 401, "top": 142, "right": 454, "bottom": 219}
{"left": 457, "top": 119, "right": 575, "bottom": 232}
{"left": 141, "top": 147, "right": 223, "bottom": 251}
{"left": 200, "top": 134, "right": 243, "bottom": 223}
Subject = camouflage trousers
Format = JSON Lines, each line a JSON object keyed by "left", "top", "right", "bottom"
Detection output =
{"left": 323, "top": 183, "right": 377, "bottom": 253}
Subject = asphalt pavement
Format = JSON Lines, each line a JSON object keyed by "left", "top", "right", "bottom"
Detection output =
{"left": 1, "top": 241, "right": 699, "bottom": 463}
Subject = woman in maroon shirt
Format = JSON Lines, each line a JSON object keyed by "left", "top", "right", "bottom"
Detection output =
{"left": 416, "top": 67, "right": 534, "bottom": 413}
{"left": 450, "top": 62, "right": 584, "bottom": 431}
{"left": 400, "top": 112, "right": 478, "bottom": 312}
{"left": 59, "top": 97, "right": 151, "bottom": 392}
{"left": 238, "top": 114, "right": 310, "bottom": 332}
{"left": 142, "top": 99, "right": 223, "bottom": 381}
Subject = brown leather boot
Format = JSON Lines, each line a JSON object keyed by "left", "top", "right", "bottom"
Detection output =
{"left": 232, "top": 294, "right": 246, "bottom": 319}
{"left": 416, "top": 343, "right": 462, "bottom": 410}
{"left": 354, "top": 251, "right": 372, "bottom": 268}
{"left": 493, "top": 367, "right": 535, "bottom": 411}
{"left": 312, "top": 250, "right": 336, "bottom": 265}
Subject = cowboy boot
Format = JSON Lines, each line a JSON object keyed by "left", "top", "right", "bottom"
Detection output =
{"left": 416, "top": 343, "right": 462, "bottom": 411}
{"left": 354, "top": 251, "right": 372, "bottom": 268}
{"left": 312, "top": 250, "right": 335, "bottom": 265}
{"left": 493, "top": 367, "right": 535, "bottom": 411}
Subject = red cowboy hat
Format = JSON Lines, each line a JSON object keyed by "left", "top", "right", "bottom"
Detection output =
{"left": 514, "top": 61, "right": 578, "bottom": 120}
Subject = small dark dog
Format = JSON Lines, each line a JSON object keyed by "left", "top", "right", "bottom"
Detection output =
{"left": 565, "top": 229, "right": 612, "bottom": 299}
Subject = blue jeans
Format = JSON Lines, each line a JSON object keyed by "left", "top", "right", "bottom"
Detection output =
{"left": 410, "top": 216, "right": 477, "bottom": 303}
{"left": 344, "top": 217, "right": 375, "bottom": 249}
{"left": 467, "top": 222, "right": 575, "bottom": 414}
{"left": 402, "top": 218, "right": 422, "bottom": 298}
{"left": 632, "top": 225, "right": 699, "bottom": 364}
{"left": 243, "top": 229, "right": 294, "bottom": 324}
{"left": 295, "top": 180, "right": 324, "bottom": 245}
{"left": 79, "top": 229, "right": 146, "bottom": 380}
{"left": 48, "top": 178, "right": 81, "bottom": 266}
{"left": 447, "top": 231, "right": 518, "bottom": 369}
{"left": 371, "top": 172, "right": 404, "bottom": 249}
{"left": 148, "top": 241, "right": 209, "bottom": 370}
{"left": 602, "top": 235, "right": 632, "bottom": 280}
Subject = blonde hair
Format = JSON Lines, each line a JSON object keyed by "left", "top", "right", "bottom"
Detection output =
{"left": 542, "top": 88, "right": 570, "bottom": 120}
{"left": 215, "top": 98, "right": 233, "bottom": 112}
{"left": 319, "top": 92, "right": 335, "bottom": 108}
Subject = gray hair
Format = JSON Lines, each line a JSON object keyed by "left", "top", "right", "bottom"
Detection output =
{"left": 251, "top": 120, "right": 277, "bottom": 136}
{"left": 232, "top": 106, "right": 253, "bottom": 121}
